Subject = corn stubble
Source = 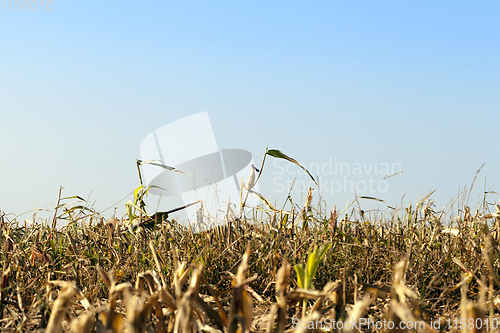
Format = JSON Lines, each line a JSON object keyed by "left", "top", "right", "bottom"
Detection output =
{"left": 2, "top": 184, "right": 500, "bottom": 331}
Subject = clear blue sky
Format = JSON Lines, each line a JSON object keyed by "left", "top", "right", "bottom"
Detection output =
{"left": 1, "top": 1, "right": 499, "bottom": 221}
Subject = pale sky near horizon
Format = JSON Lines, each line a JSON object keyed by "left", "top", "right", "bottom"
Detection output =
{"left": 1, "top": 1, "right": 499, "bottom": 222}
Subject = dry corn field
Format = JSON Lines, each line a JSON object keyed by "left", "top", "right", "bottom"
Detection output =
{"left": 2, "top": 196, "right": 500, "bottom": 333}
{"left": 2, "top": 153, "right": 500, "bottom": 333}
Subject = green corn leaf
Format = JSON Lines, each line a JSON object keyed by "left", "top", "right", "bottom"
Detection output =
{"left": 266, "top": 149, "right": 318, "bottom": 186}
{"left": 125, "top": 200, "right": 137, "bottom": 222}
{"left": 298, "top": 243, "right": 332, "bottom": 291}
{"left": 306, "top": 248, "right": 318, "bottom": 289}
{"left": 133, "top": 186, "right": 144, "bottom": 201}
{"left": 294, "top": 264, "right": 305, "bottom": 289}
{"left": 317, "top": 244, "right": 332, "bottom": 261}
{"left": 358, "top": 195, "right": 385, "bottom": 202}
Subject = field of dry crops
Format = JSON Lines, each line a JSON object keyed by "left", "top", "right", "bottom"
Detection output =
{"left": 2, "top": 154, "right": 500, "bottom": 332}
{"left": 2, "top": 193, "right": 500, "bottom": 333}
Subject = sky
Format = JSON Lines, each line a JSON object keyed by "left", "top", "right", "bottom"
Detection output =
{"left": 1, "top": 1, "right": 499, "bottom": 223}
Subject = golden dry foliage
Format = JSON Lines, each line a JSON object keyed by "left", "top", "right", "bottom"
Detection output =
{"left": 2, "top": 193, "right": 500, "bottom": 332}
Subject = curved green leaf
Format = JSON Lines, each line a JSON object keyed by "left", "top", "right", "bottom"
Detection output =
{"left": 266, "top": 149, "right": 318, "bottom": 186}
